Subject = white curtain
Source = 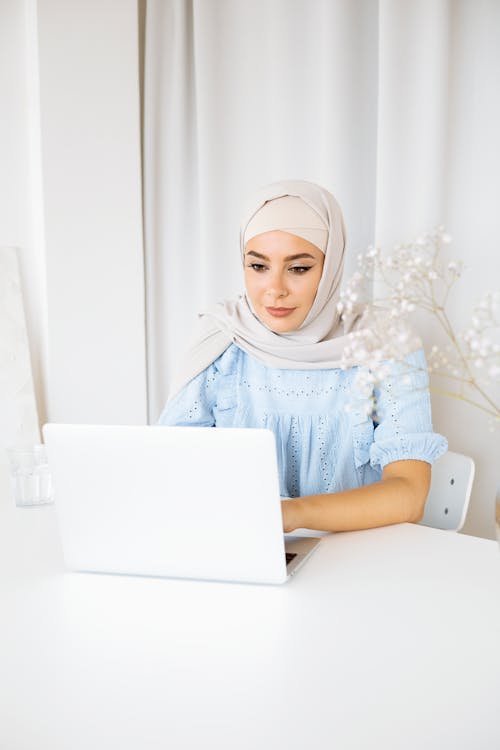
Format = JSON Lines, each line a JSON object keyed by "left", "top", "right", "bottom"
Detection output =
{"left": 143, "top": 0, "right": 500, "bottom": 539}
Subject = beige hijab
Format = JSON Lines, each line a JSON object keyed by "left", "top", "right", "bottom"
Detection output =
{"left": 168, "top": 179, "right": 361, "bottom": 399}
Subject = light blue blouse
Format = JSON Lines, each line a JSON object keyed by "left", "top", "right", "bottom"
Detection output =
{"left": 158, "top": 344, "right": 447, "bottom": 498}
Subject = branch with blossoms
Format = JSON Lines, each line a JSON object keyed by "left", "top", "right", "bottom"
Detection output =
{"left": 337, "top": 228, "right": 500, "bottom": 426}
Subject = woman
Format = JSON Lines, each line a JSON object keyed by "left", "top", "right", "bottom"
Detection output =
{"left": 158, "top": 179, "right": 447, "bottom": 533}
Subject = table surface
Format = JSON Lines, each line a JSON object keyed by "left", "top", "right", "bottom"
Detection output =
{"left": 1, "top": 459, "right": 500, "bottom": 750}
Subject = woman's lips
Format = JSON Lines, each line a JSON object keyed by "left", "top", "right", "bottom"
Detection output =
{"left": 265, "top": 307, "right": 296, "bottom": 318}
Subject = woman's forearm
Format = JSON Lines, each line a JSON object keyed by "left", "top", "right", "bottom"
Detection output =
{"left": 282, "top": 461, "right": 431, "bottom": 533}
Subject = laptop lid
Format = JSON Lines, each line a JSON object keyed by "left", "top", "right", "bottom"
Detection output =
{"left": 43, "top": 424, "right": 295, "bottom": 584}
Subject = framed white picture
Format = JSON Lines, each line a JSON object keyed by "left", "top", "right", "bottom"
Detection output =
{"left": 0, "top": 247, "right": 40, "bottom": 451}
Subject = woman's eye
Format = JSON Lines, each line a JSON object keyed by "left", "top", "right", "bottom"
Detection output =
{"left": 289, "top": 266, "right": 312, "bottom": 274}
{"left": 248, "top": 263, "right": 267, "bottom": 272}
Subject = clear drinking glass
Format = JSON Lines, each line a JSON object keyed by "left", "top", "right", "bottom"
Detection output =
{"left": 7, "top": 444, "right": 54, "bottom": 507}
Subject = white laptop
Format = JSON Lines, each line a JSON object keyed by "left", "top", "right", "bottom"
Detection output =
{"left": 42, "top": 424, "right": 322, "bottom": 584}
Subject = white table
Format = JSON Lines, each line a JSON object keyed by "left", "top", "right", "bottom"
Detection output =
{"left": 1, "top": 461, "right": 500, "bottom": 750}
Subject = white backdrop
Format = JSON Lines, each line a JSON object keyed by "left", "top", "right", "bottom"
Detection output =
{"left": 0, "top": 0, "right": 147, "bottom": 433}
{"left": 143, "top": 0, "right": 379, "bottom": 415}
{"left": 143, "top": 0, "right": 500, "bottom": 539}
{"left": 2, "top": 1, "right": 498, "bottom": 538}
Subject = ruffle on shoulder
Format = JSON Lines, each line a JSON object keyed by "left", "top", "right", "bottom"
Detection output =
{"left": 212, "top": 343, "right": 240, "bottom": 376}
{"left": 212, "top": 344, "right": 241, "bottom": 413}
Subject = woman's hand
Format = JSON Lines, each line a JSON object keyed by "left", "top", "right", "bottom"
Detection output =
{"left": 281, "top": 498, "right": 302, "bottom": 533}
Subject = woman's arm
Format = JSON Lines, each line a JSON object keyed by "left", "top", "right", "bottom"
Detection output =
{"left": 281, "top": 459, "right": 431, "bottom": 533}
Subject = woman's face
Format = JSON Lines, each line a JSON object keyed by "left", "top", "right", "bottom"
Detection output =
{"left": 244, "top": 230, "right": 325, "bottom": 333}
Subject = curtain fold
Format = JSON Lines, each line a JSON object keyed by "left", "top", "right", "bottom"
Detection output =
{"left": 143, "top": 0, "right": 500, "bottom": 539}
{"left": 376, "top": 0, "right": 452, "bottom": 246}
{"left": 143, "top": 0, "right": 380, "bottom": 421}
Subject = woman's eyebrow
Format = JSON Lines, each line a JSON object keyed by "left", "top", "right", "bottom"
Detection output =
{"left": 245, "top": 250, "right": 316, "bottom": 262}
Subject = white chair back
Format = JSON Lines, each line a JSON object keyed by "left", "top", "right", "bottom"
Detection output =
{"left": 419, "top": 451, "right": 475, "bottom": 532}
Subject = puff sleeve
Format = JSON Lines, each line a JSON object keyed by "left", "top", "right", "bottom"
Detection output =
{"left": 369, "top": 349, "right": 448, "bottom": 471}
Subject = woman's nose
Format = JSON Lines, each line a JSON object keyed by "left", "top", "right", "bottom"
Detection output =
{"left": 265, "top": 273, "right": 288, "bottom": 300}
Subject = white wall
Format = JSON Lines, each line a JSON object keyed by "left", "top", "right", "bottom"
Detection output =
{"left": 37, "top": 0, "right": 147, "bottom": 425}
{"left": 1, "top": 0, "right": 147, "bottom": 428}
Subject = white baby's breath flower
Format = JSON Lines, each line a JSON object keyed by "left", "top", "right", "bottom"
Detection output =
{"left": 339, "top": 227, "right": 499, "bottom": 424}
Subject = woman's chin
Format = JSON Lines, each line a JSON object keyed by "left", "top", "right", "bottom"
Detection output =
{"left": 262, "top": 315, "right": 302, "bottom": 334}
{"left": 252, "top": 304, "right": 308, "bottom": 333}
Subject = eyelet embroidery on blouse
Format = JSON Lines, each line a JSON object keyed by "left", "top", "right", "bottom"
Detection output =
{"left": 289, "top": 416, "right": 300, "bottom": 497}
{"left": 239, "top": 378, "right": 341, "bottom": 400}
{"left": 317, "top": 415, "right": 331, "bottom": 486}
{"left": 186, "top": 400, "right": 200, "bottom": 421}
{"left": 384, "top": 387, "right": 400, "bottom": 437}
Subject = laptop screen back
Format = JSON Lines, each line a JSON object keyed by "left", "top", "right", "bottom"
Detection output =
{"left": 43, "top": 424, "right": 288, "bottom": 584}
